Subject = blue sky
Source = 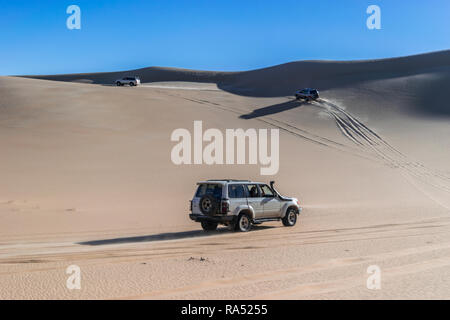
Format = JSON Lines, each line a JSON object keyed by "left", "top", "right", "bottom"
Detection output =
{"left": 1, "top": 0, "right": 449, "bottom": 75}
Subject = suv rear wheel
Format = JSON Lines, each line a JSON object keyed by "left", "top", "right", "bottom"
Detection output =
{"left": 201, "top": 221, "right": 218, "bottom": 231}
{"left": 235, "top": 213, "right": 252, "bottom": 232}
{"left": 282, "top": 208, "right": 297, "bottom": 227}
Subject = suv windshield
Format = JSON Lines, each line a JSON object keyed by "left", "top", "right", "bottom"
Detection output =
{"left": 260, "top": 184, "right": 275, "bottom": 197}
{"left": 195, "top": 183, "right": 222, "bottom": 199}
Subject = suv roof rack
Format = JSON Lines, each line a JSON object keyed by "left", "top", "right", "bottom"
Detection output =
{"left": 206, "top": 179, "right": 251, "bottom": 182}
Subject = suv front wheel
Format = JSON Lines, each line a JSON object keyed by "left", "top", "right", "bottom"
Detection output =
{"left": 282, "top": 208, "right": 297, "bottom": 227}
{"left": 235, "top": 213, "right": 252, "bottom": 232}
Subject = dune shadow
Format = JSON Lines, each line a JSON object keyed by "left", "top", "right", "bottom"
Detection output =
{"left": 78, "top": 225, "right": 275, "bottom": 246}
{"left": 415, "top": 73, "right": 450, "bottom": 117}
{"left": 240, "top": 100, "right": 305, "bottom": 119}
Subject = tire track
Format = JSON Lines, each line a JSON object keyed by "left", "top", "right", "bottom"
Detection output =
{"left": 255, "top": 255, "right": 450, "bottom": 299}
{"left": 313, "top": 99, "right": 450, "bottom": 195}
{"left": 126, "top": 241, "right": 450, "bottom": 299}
{"left": 163, "top": 90, "right": 450, "bottom": 207}
{"left": 164, "top": 92, "right": 378, "bottom": 163}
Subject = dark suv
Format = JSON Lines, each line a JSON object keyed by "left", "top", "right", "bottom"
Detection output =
{"left": 295, "top": 88, "right": 319, "bottom": 100}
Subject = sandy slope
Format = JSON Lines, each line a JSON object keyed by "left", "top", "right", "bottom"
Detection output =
{"left": 1, "top": 51, "right": 450, "bottom": 299}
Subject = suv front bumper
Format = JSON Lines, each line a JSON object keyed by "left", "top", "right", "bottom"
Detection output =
{"left": 189, "top": 214, "right": 235, "bottom": 224}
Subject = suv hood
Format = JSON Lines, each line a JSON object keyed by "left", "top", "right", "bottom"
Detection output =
{"left": 280, "top": 196, "right": 294, "bottom": 201}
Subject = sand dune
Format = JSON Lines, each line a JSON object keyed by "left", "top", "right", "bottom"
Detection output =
{"left": 1, "top": 50, "right": 450, "bottom": 299}
{"left": 23, "top": 50, "right": 450, "bottom": 115}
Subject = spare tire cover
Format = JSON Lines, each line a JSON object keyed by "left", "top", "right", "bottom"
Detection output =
{"left": 199, "top": 194, "right": 219, "bottom": 216}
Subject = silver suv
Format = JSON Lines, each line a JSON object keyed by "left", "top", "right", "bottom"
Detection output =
{"left": 189, "top": 180, "right": 302, "bottom": 232}
{"left": 295, "top": 88, "right": 319, "bottom": 100}
{"left": 115, "top": 76, "right": 141, "bottom": 86}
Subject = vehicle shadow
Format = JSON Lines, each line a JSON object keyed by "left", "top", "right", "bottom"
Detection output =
{"left": 240, "top": 100, "right": 305, "bottom": 119}
{"left": 77, "top": 225, "right": 275, "bottom": 246}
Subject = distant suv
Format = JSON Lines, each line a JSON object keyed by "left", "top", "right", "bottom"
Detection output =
{"left": 115, "top": 76, "right": 141, "bottom": 86}
{"left": 189, "top": 180, "right": 302, "bottom": 232}
{"left": 295, "top": 88, "right": 319, "bottom": 100}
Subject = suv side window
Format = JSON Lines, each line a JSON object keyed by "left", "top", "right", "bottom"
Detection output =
{"left": 260, "top": 184, "right": 275, "bottom": 197}
{"left": 228, "top": 184, "right": 246, "bottom": 198}
{"left": 245, "top": 184, "right": 260, "bottom": 198}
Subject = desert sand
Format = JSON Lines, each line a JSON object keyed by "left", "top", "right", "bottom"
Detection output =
{"left": 1, "top": 51, "right": 450, "bottom": 299}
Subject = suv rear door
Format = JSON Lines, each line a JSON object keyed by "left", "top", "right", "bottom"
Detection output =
{"left": 244, "top": 184, "right": 264, "bottom": 219}
{"left": 227, "top": 184, "right": 247, "bottom": 215}
{"left": 192, "top": 183, "right": 223, "bottom": 215}
{"left": 260, "top": 184, "right": 281, "bottom": 217}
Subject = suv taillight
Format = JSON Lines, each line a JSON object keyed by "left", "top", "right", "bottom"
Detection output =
{"left": 221, "top": 201, "right": 229, "bottom": 214}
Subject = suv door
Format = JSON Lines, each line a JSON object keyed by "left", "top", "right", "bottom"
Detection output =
{"left": 227, "top": 184, "right": 247, "bottom": 215}
{"left": 244, "top": 184, "right": 264, "bottom": 219}
{"left": 192, "top": 183, "right": 223, "bottom": 215}
{"left": 260, "top": 184, "right": 281, "bottom": 217}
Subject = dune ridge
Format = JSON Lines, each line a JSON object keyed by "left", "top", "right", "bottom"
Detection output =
{"left": 20, "top": 50, "right": 450, "bottom": 116}
{"left": 20, "top": 50, "right": 450, "bottom": 90}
